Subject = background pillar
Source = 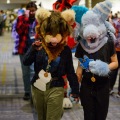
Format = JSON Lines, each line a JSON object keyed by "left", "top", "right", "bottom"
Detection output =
{"left": 85, "top": 0, "right": 104, "bottom": 9}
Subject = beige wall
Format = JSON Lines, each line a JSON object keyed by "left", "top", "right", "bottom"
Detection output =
{"left": 92, "top": 0, "right": 104, "bottom": 7}
{"left": 0, "top": 4, "right": 21, "bottom": 10}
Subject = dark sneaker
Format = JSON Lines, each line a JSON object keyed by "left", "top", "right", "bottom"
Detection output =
{"left": 12, "top": 52, "right": 18, "bottom": 55}
{"left": 30, "top": 97, "right": 33, "bottom": 105}
{"left": 23, "top": 93, "right": 30, "bottom": 100}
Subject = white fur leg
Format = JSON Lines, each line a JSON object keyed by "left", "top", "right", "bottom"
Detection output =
{"left": 63, "top": 98, "right": 73, "bottom": 109}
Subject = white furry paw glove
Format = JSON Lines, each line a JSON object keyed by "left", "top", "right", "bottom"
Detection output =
{"left": 63, "top": 98, "right": 73, "bottom": 109}
{"left": 89, "top": 60, "right": 110, "bottom": 76}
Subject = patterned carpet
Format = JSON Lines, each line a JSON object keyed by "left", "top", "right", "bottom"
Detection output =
{"left": 0, "top": 32, "right": 120, "bottom": 120}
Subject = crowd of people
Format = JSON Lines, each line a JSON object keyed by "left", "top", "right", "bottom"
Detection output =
{"left": 1, "top": 0, "right": 120, "bottom": 120}
{"left": 107, "top": 11, "right": 120, "bottom": 98}
{"left": 0, "top": 10, "right": 6, "bottom": 35}
{"left": 0, "top": 9, "right": 16, "bottom": 35}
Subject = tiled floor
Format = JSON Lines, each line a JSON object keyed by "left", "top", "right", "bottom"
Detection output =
{"left": 0, "top": 32, "right": 120, "bottom": 120}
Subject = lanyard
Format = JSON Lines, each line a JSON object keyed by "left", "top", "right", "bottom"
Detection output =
{"left": 29, "top": 20, "right": 36, "bottom": 32}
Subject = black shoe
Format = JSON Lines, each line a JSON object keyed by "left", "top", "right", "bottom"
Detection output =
{"left": 23, "top": 93, "right": 30, "bottom": 101}
{"left": 12, "top": 52, "right": 18, "bottom": 55}
{"left": 30, "top": 97, "right": 33, "bottom": 105}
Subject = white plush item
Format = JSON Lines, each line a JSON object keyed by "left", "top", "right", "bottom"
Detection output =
{"left": 33, "top": 69, "right": 51, "bottom": 91}
{"left": 63, "top": 81, "right": 73, "bottom": 109}
{"left": 38, "top": 69, "right": 51, "bottom": 83}
{"left": 89, "top": 60, "right": 110, "bottom": 76}
{"left": 34, "top": 78, "right": 46, "bottom": 91}
{"left": 63, "top": 97, "right": 73, "bottom": 109}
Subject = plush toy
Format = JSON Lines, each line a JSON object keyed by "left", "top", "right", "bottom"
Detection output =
{"left": 72, "top": 0, "right": 116, "bottom": 77}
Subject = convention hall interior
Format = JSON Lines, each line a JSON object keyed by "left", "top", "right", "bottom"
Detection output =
{"left": 0, "top": 0, "right": 120, "bottom": 120}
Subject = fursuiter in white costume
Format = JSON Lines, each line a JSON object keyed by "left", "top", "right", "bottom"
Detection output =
{"left": 73, "top": 0, "right": 118, "bottom": 120}
{"left": 75, "top": 0, "right": 117, "bottom": 76}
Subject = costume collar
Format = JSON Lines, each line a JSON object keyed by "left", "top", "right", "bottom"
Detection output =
{"left": 42, "top": 39, "right": 66, "bottom": 62}
{"left": 80, "top": 35, "right": 108, "bottom": 54}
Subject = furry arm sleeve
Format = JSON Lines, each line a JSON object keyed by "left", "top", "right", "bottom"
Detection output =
{"left": 89, "top": 54, "right": 118, "bottom": 76}
{"left": 89, "top": 60, "right": 110, "bottom": 76}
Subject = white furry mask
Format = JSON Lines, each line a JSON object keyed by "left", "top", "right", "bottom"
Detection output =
{"left": 79, "top": 11, "right": 108, "bottom": 53}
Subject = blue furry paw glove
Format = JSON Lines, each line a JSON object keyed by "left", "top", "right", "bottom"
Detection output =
{"left": 78, "top": 55, "right": 93, "bottom": 71}
{"left": 89, "top": 60, "right": 110, "bottom": 76}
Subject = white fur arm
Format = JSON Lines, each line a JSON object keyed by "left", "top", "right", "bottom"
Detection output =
{"left": 89, "top": 60, "right": 110, "bottom": 76}
{"left": 105, "top": 21, "right": 115, "bottom": 33}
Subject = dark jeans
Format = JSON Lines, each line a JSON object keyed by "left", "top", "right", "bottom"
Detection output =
{"left": 109, "top": 51, "right": 120, "bottom": 92}
{"left": 80, "top": 82, "right": 109, "bottom": 120}
{"left": 19, "top": 54, "right": 34, "bottom": 94}
{"left": 0, "top": 23, "right": 3, "bottom": 35}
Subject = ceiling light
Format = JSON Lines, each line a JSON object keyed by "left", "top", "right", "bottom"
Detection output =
{"left": 7, "top": 0, "right": 10, "bottom": 4}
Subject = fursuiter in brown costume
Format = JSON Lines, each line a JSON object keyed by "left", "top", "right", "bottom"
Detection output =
{"left": 35, "top": 8, "right": 71, "bottom": 62}
{"left": 23, "top": 8, "right": 79, "bottom": 120}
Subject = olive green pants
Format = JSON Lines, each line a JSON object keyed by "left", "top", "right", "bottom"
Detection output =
{"left": 32, "top": 83, "right": 64, "bottom": 120}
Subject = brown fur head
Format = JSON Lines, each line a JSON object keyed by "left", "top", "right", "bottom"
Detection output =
{"left": 35, "top": 8, "right": 74, "bottom": 62}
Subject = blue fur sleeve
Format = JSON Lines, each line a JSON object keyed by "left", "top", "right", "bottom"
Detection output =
{"left": 89, "top": 60, "right": 110, "bottom": 76}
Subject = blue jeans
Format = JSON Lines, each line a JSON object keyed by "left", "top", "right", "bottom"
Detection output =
{"left": 19, "top": 54, "right": 34, "bottom": 94}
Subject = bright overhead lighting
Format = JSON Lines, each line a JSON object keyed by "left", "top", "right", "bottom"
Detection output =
{"left": 7, "top": 0, "right": 10, "bottom": 4}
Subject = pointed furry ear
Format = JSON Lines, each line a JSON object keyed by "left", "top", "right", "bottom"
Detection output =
{"left": 35, "top": 8, "right": 51, "bottom": 24}
{"left": 61, "top": 9, "right": 75, "bottom": 23}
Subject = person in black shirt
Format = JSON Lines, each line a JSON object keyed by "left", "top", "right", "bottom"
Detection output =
{"left": 23, "top": 8, "right": 79, "bottom": 120}
{"left": 74, "top": 1, "right": 118, "bottom": 120}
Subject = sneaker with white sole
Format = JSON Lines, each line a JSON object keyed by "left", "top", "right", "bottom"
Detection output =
{"left": 116, "top": 92, "right": 120, "bottom": 98}
{"left": 109, "top": 90, "right": 114, "bottom": 95}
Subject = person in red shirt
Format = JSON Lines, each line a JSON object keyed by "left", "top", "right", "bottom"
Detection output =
{"left": 16, "top": 2, "right": 37, "bottom": 100}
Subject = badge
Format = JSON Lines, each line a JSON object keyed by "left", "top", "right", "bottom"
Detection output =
{"left": 44, "top": 72, "right": 48, "bottom": 77}
{"left": 30, "top": 35, "right": 35, "bottom": 39}
{"left": 91, "top": 76, "right": 96, "bottom": 82}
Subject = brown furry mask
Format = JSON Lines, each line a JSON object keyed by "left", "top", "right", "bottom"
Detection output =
{"left": 35, "top": 8, "right": 74, "bottom": 62}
